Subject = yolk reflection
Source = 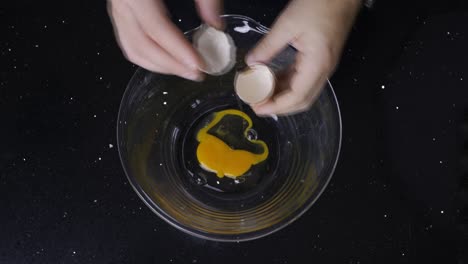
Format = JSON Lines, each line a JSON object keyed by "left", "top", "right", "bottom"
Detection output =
{"left": 196, "top": 109, "right": 268, "bottom": 178}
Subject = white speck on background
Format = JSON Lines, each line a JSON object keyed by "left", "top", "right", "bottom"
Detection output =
{"left": 384, "top": 214, "right": 387, "bottom": 218}
{"left": 93, "top": 114, "right": 97, "bottom": 118}
{"left": 381, "top": 85, "right": 385, "bottom": 89}
{"left": 395, "top": 106, "right": 399, "bottom": 110}
{"left": 178, "top": 19, "right": 182, "bottom": 22}
{"left": 163, "top": 91, "right": 168, "bottom": 95}
{"left": 93, "top": 199, "right": 97, "bottom": 203}
{"left": 216, "top": 181, "right": 220, "bottom": 184}
{"left": 109, "top": 144, "right": 113, "bottom": 148}
{"left": 98, "top": 157, "right": 101, "bottom": 161}
{"left": 432, "top": 137, "right": 436, "bottom": 141}
{"left": 439, "top": 160, "right": 443, "bottom": 164}
{"left": 441, "top": 210, "right": 444, "bottom": 214}
{"left": 163, "top": 101, "right": 167, "bottom": 105}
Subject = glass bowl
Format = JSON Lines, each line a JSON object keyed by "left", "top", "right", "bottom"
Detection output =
{"left": 116, "top": 15, "right": 342, "bottom": 242}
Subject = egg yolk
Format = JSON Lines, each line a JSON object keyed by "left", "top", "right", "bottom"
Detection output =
{"left": 196, "top": 109, "right": 269, "bottom": 178}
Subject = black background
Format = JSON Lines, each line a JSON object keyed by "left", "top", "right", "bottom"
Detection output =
{"left": 1, "top": 0, "right": 468, "bottom": 263}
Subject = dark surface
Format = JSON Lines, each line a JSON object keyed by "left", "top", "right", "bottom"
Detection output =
{"left": 1, "top": 0, "right": 468, "bottom": 263}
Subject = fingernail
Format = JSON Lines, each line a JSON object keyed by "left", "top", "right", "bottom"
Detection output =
{"left": 253, "top": 106, "right": 269, "bottom": 115}
{"left": 184, "top": 61, "right": 199, "bottom": 71}
{"left": 183, "top": 71, "right": 203, "bottom": 82}
{"left": 245, "top": 53, "right": 256, "bottom": 66}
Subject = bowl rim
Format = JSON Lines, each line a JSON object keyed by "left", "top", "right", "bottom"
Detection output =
{"left": 116, "top": 14, "right": 342, "bottom": 242}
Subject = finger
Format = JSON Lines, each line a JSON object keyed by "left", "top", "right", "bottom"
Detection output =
{"left": 253, "top": 53, "right": 327, "bottom": 115}
{"left": 195, "top": 0, "right": 224, "bottom": 30}
{"left": 286, "top": 52, "right": 329, "bottom": 112}
{"left": 128, "top": 0, "right": 205, "bottom": 71}
{"left": 245, "top": 15, "right": 295, "bottom": 65}
{"left": 252, "top": 90, "right": 303, "bottom": 115}
{"left": 107, "top": 1, "right": 165, "bottom": 72}
{"left": 109, "top": 1, "right": 203, "bottom": 80}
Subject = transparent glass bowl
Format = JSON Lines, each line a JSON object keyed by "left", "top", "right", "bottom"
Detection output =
{"left": 117, "top": 15, "right": 342, "bottom": 242}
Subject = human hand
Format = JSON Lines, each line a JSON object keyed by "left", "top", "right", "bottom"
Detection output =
{"left": 107, "top": 0, "right": 223, "bottom": 81}
{"left": 246, "top": 0, "right": 362, "bottom": 115}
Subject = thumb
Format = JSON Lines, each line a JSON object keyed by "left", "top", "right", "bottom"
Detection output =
{"left": 246, "top": 17, "right": 294, "bottom": 65}
{"left": 195, "top": 0, "right": 224, "bottom": 30}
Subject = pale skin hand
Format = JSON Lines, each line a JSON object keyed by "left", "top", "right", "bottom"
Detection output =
{"left": 107, "top": 0, "right": 223, "bottom": 81}
{"left": 247, "top": 0, "right": 362, "bottom": 115}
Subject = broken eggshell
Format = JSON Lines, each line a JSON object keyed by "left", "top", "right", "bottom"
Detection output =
{"left": 192, "top": 24, "right": 237, "bottom": 76}
{"left": 234, "top": 63, "right": 276, "bottom": 105}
